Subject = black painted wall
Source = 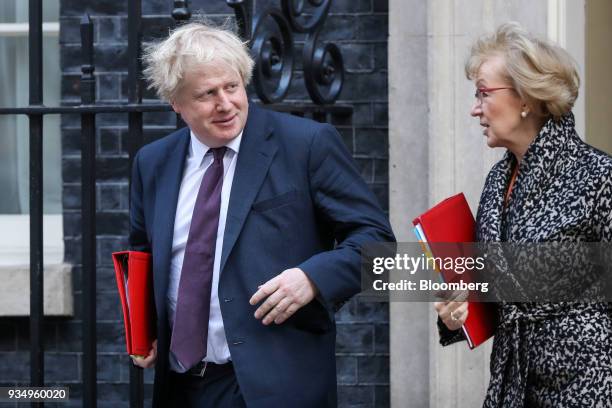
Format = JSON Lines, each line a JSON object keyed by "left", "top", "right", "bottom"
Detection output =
{"left": 0, "top": 1, "right": 389, "bottom": 407}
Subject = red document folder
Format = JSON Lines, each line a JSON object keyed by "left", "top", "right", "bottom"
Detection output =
{"left": 111, "top": 251, "right": 155, "bottom": 357}
{"left": 413, "top": 193, "right": 496, "bottom": 349}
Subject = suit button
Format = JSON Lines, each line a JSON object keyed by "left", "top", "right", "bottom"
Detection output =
{"left": 223, "top": 298, "right": 234, "bottom": 302}
{"left": 232, "top": 340, "right": 244, "bottom": 346}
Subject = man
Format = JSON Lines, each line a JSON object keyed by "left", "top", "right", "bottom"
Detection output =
{"left": 130, "top": 22, "right": 394, "bottom": 407}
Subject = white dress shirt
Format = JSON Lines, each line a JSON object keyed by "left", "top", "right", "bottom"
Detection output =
{"left": 167, "top": 130, "right": 242, "bottom": 372}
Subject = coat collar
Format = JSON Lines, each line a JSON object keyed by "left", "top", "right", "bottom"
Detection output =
{"left": 478, "top": 113, "right": 577, "bottom": 241}
{"left": 509, "top": 113, "right": 575, "bottom": 207}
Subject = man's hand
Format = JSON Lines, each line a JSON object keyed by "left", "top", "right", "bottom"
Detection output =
{"left": 131, "top": 339, "right": 157, "bottom": 369}
{"left": 249, "top": 268, "right": 318, "bottom": 325}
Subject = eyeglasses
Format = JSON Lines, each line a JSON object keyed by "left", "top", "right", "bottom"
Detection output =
{"left": 474, "top": 87, "right": 514, "bottom": 104}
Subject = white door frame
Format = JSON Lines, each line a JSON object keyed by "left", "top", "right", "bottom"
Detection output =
{"left": 548, "top": 0, "right": 586, "bottom": 137}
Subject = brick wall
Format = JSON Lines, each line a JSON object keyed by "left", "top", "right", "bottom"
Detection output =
{"left": 0, "top": 1, "right": 389, "bottom": 407}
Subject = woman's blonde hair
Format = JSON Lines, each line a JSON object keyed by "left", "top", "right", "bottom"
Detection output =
{"left": 465, "top": 22, "right": 579, "bottom": 119}
{"left": 143, "top": 20, "right": 254, "bottom": 102}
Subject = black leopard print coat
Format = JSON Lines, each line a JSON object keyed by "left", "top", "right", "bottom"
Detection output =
{"left": 442, "top": 113, "right": 612, "bottom": 407}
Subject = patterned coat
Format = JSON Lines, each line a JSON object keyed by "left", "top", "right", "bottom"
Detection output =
{"left": 443, "top": 113, "right": 612, "bottom": 407}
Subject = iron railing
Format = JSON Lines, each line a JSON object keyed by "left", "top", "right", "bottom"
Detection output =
{"left": 0, "top": 0, "right": 351, "bottom": 406}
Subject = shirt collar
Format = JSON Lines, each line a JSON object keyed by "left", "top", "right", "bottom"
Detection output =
{"left": 189, "top": 129, "right": 243, "bottom": 165}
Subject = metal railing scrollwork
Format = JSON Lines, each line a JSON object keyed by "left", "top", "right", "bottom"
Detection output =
{"left": 225, "top": 0, "right": 345, "bottom": 105}
{"left": 173, "top": 0, "right": 345, "bottom": 104}
{"left": 282, "top": 0, "right": 344, "bottom": 104}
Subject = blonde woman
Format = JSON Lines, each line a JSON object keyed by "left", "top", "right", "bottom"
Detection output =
{"left": 435, "top": 23, "right": 612, "bottom": 407}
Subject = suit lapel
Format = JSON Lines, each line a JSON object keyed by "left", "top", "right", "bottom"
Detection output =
{"left": 152, "top": 129, "right": 190, "bottom": 305}
{"left": 221, "top": 106, "right": 277, "bottom": 272}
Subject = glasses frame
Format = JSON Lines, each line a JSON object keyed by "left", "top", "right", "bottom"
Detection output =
{"left": 474, "top": 87, "right": 514, "bottom": 104}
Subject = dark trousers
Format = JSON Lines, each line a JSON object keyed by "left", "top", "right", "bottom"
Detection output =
{"left": 168, "top": 369, "right": 247, "bottom": 408}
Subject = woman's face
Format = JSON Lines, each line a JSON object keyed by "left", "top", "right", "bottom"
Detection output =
{"left": 470, "top": 56, "right": 525, "bottom": 150}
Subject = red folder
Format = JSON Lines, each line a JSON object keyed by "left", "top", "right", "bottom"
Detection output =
{"left": 413, "top": 193, "right": 496, "bottom": 349}
{"left": 111, "top": 251, "right": 155, "bottom": 357}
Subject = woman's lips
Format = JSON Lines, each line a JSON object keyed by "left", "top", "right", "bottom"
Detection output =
{"left": 481, "top": 123, "right": 489, "bottom": 136}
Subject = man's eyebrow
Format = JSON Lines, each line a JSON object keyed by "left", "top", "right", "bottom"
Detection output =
{"left": 194, "top": 86, "right": 213, "bottom": 95}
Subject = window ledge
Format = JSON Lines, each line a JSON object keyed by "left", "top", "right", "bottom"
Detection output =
{"left": 0, "top": 263, "right": 73, "bottom": 317}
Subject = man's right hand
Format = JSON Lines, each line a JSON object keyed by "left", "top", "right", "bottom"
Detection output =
{"left": 131, "top": 339, "right": 157, "bottom": 369}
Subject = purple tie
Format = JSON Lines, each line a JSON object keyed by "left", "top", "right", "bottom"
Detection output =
{"left": 170, "top": 146, "right": 226, "bottom": 369}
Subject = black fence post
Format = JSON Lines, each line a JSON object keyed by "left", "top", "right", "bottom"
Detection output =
{"left": 127, "top": 0, "right": 144, "bottom": 171}
{"left": 28, "top": 1, "right": 44, "bottom": 407}
{"left": 172, "top": 0, "right": 191, "bottom": 130}
{"left": 80, "top": 14, "right": 97, "bottom": 408}
{"left": 127, "top": 0, "right": 145, "bottom": 406}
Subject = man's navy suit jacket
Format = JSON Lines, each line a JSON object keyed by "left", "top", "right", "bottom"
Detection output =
{"left": 129, "top": 104, "right": 395, "bottom": 407}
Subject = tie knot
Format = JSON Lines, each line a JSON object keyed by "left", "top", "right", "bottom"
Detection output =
{"left": 210, "top": 147, "right": 226, "bottom": 163}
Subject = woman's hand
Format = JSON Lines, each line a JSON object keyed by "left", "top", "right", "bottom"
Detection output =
{"left": 131, "top": 339, "right": 157, "bottom": 369}
{"left": 435, "top": 301, "right": 468, "bottom": 331}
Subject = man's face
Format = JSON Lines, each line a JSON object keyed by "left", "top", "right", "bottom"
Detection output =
{"left": 171, "top": 63, "right": 249, "bottom": 147}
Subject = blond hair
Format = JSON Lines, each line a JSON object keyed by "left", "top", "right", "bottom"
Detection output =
{"left": 465, "top": 22, "right": 579, "bottom": 119}
{"left": 143, "top": 21, "right": 254, "bottom": 102}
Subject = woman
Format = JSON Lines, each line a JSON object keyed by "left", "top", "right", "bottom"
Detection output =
{"left": 435, "top": 22, "right": 612, "bottom": 407}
